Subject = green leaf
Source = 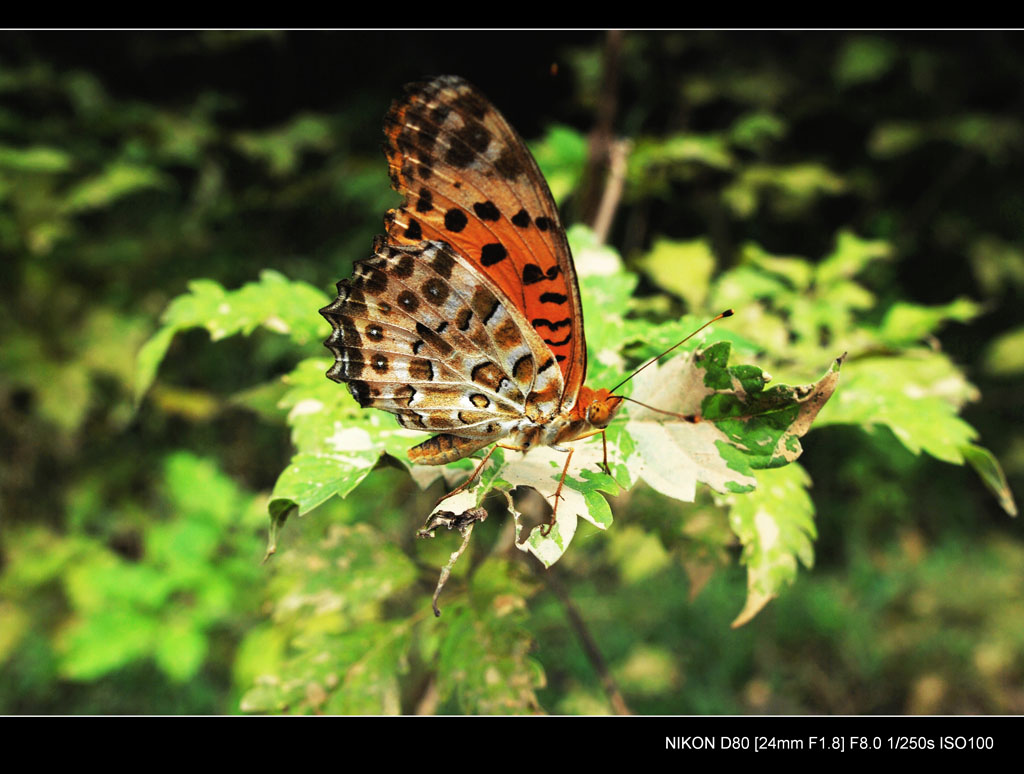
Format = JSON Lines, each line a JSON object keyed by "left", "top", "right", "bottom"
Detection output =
{"left": 834, "top": 36, "right": 898, "bottom": 86}
{"left": 723, "top": 163, "right": 845, "bottom": 218}
{"left": 729, "top": 112, "right": 787, "bottom": 152}
{"left": 270, "top": 523, "right": 419, "bottom": 620}
{"left": 726, "top": 463, "right": 816, "bottom": 626}
{"left": 153, "top": 617, "right": 208, "bottom": 682}
{"left": 133, "top": 326, "right": 180, "bottom": 406}
{"left": 265, "top": 358, "right": 427, "bottom": 554}
{"left": 234, "top": 113, "right": 334, "bottom": 177}
{"left": 0, "top": 600, "right": 30, "bottom": 665}
{"left": 869, "top": 115, "right": 1024, "bottom": 163}
{"left": 242, "top": 523, "right": 419, "bottom": 713}
{"left": 628, "top": 133, "right": 734, "bottom": 196}
{"left": 741, "top": 242, "right": 815, "bottom": 290}
{"left": 819, "top": 350, "right": 979, "bottom": 464}
{"left": 960, "top": 444, "right": 1018, "bottom": 517}
{"left": 134, "top": 271, "right": 331, "bottom": 404}
{"left": 0, "top": 144, "right": 73, "bottom": 172}
{"left": 241, "top": 622, "right": 412, "bottom": 714}
{"left": 58, "top": 610, "right": 159, "bottom": 680}
{"left": 62, "top": 161, "right": 171, "bottom": 212}
{"left": 816, "top": 230, "right": 892, "bottom": 285}
{"left": 983, "top": 325, "right": 1024, "bottom": 377}
{"left": 530, "top": 125, "right": 588, "bottom": 205}
{"left": 436, "top": 567, "right": 544, "bottom": 714}
{"left": 877, "top": 297, "right": 983, "bottom": 344}
{"left": 638, "top": 238, "right": 716, "bottom": 310}
{"left": 623, "top": 343, "right": 843, "bottom": 501}
{"left": 569, "top": 225, "right": 637, "bottom": 387}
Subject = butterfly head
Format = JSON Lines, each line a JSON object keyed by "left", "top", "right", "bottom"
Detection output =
{"left": 584, "top": 388, "right": 624, "bottom": 429}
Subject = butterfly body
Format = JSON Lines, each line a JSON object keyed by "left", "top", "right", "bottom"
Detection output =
{"left": 321, "top": 76, "right": 622, "bottom": 474}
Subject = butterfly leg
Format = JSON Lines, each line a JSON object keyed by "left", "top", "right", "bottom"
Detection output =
{"left": 600, "top": 430, "right": 611, "bottom": 475}
{"left": 432, "top": 442, "right": 528, "bottom": 510}
{"left": 541, "top": 446, "right": 575, "bottom": 537}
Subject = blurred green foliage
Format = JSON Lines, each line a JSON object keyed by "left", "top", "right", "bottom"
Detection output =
{"left": 0, "top": 31, "right": 1020, "bottom": 715}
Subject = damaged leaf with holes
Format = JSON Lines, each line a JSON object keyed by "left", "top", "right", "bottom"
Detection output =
{"left": 623, "top": 341, "right": 844, "bottom": 501}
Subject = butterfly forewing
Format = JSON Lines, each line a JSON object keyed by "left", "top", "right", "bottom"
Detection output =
{"left": 382, "top": 75, "right": 586, "bottom": 410}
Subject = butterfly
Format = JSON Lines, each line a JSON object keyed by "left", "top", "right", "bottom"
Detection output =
{"left": 320, "top": 75, "right": 625, "bottom": 526}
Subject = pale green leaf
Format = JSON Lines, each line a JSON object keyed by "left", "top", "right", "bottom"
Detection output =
{"left": 816, "top": 230, "right": 892, "bottom": 285}
{"left": 623, "top": 343, "right": 843, "bottom": 504}
{"left": 271, "top": 523, "right": 419, "bottom": 619}
{"left": 234, "top": 113, "right": 334, "bottom": 176}
{"left": 726, "top": 463, "right": 816, "bottom": 627}
{"left": 153, "top": 617, "right": 208, "bottom": 682}
{"left": 0, "top": 144, "right": 73, "bottom": 172}
{"left": 63, "top": 161, "right": 171, "bottom": 212}
{"left": 983, "top": 325, "right": 1024, "bottom": 377}
{"left": 877, "top": 297, "right": 984, "bottom": 344}
{"left": 639, "top": 238, "right": 716, "bottom": 310}
{"left": 723, "top": 163, "right": 845, "bottom": 218}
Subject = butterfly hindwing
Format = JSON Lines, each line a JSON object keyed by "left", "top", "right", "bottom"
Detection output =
{"left": 320, "top": 241, "right": 564, "bottom": 439}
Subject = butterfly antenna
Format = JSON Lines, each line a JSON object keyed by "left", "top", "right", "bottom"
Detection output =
{"left": 607, "top": 309, "right": 734, "bottom": 396}
{"left": 619, "top": 396, "right": 697, "bottom": 421}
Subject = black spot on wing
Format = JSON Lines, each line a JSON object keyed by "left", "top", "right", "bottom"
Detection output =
{"left": 544, "top": 333, "right": 572, "bottom": 347}
{"left": 521, "top": 263, "right": 562, "bottom": 285}
{"left": 494, "top": 146, "right": 526, "bottom": 180}
{"left": 394, "top": 254, "right": 414, "bottom": 279}
{"left": 422, "top": 277, "right": 450, "bottom": 306}
{"left": 473, "top": 200, "right": 501, "bottom": 221}
{"left": 444, "top": 208, "right": 468, "bottom": 233}
{"left": 414, "top": 321, "right": 454, "bottom": 357}
{"left": 348, "top": 380, "right": 371, "bottom": 407}
{"left": 416, "top": 188, "right": 434, "bottom": 213}
{"left": 431, "top": 250, "right": 454, "bottom": 279}
{"left": 398, "top": 290, "right": 420, "bottom": 312}
{"left": 532, "top": 317, "right": 572, "bottom": 330}
{"left": 480, "top": 243, "right": 507, "bottom": 266}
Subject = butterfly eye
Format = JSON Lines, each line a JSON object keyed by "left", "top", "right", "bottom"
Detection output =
{"left": 588, "top": 397, "right": 623, "bottom": 429}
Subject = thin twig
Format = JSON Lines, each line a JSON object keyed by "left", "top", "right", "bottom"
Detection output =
{"left": 592, "top": 138, "right": 631, "bottom": 246}
{"left": 414, "top": 676, "right": 440, "bottom": 715}
{"left": 580, "top": 30, "right": 624, "bottom": 227}
{"left": 541, "top": 566, "right": 632, "bottom": 715}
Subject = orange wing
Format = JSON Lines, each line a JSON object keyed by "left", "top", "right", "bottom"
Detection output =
{"left": 382, "top": 75, "right": 586, "bottom": 411}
